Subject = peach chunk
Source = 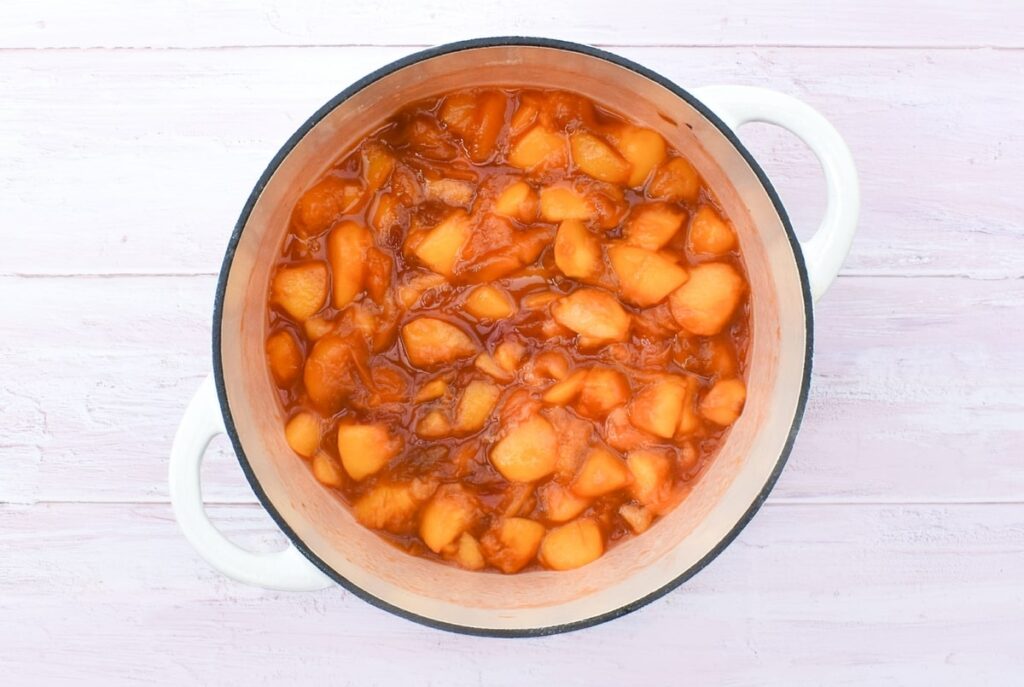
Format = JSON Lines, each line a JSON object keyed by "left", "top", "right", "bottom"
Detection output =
{"left": 677, "top": 375, "right": 701, "bottom": 435}
{"left": 604, "top": 407, "right": 657, "bottom": 452}
{"left": 508, "top": 125, "right": 567, "bottom": 171}
{"left": 608, "top": 244, "right": 689, "bottom": 307}
{"left": 455, "top": 380, "right": 502, "bottom": 432}
{"left": 614, "top": 126, "right": 667, "bottom": 187}
{"left": 538, "top": 518, "right": 604, "bottom": 571}
{"left": 292, "top": 175, "right": 364, "bottom": 237}
{"left": 419, "top": 484, "right": 479, "bottom": 553}
{"left": 361, "top": 142, "right": 395, "bottom": 193}
{"left": 474, "top": 353, "right": 514, "bottom": 382}
{"left": 353, "top": 482, "right": 422, "bottom": 534}
{"left": 625, "top": 203, "right": 686, "bottom": 250}
{"left": 464, "top": 285, "right": 515, "bottom": 320}
{"left": 336, "top": 423, "right": 401, "bottom": 481}
{"left": 494, "top": 340, "right": 526, "bottom": 372}
{"left": 626, "top": 449, "right": 673, "bottom": 509}
{"left": 303, "top": 335, "right": 358, "bottom": 414}
{"left": 271, "top": 261, "right": 328, "bottom": 321}
{"left": 554, "top": 219, "right": 601, "bottom": 279}
{"left": 284, "top": 412, "right": 320, "bottom": 458}
{"left": 618, "top": 503, "right": 654, "bottom": 534}
{"left": 454, "top": 532, "right": 486, "bottom": 570}
{"left": 401, "top": 317, "right": 477, "bottom": 368}
{"left": 533, "top": 351, "right": 570, "bottom": 381}
{"left": 629, "top": 375, "right": 689, "bottom": 438}
{"left": 439, "top": 90, "right": 506, "bottom": 162}
{"left": 311, "top": 453, "right": 344, "bottom": 488}
{"left": 416, "top": 409, "right": 452, "bottom": 438}
{"left": 481, "top": 517, "right": 546, "bottom": 573}
{"left": 327, "top": 221, "right": 373, "bottom": 308}
{"left": 538, "top": 482, "right": 592, "bottom": 523}
{"left": 425, "top": 178, "right": 476, "bottom": 207}
{"left": 577, "top": 368, "right": 630, "bottom": 419}
{"left": 551, "top": 289, "right": 631, "bottom": 343}
{"left": 266, "top": 330, "right": 302, "bottom": 387}
{"left": 414, "top": 377, "right": 449, "bottom": 403}
{"left": 413, "top": 210, "right": 472, "bottom": 278}
{"left": 688, "top": 205, "right": 737, "bottom": 254}
{"left": 668, "top": 262, "right": 746, "bottom": 335}
{"left": 648, "top": 156, "right": 702, "bottom": 203}
{"left": 490, "top": 415, "right": 558, "bottom": 482}
{"left": 539, "top": 186, "right": 594, "bottom": 222}
{"left": 700, "top": 378, "right": 747, "bottom": 426}
{"left": 572, "top": 447, "right": 632, "bottom": 498}
{"left": 570, "top": 130, "right": 631, "bottom": 184}
{"left": 542, "top": 368, "right": 588, "bottom": 405}
{"left": 493, "top": 180, "right": 538, "bottom": 223}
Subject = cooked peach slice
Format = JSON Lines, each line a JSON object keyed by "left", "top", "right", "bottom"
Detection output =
{"left": 493, "top": 180, "right": 538, "bottom": 223}
{"left": 361, "top": 142, "right": 395, "bottom": 193}
{"left": 455, "top": 380, "right": 501, "bottom": 432}
{"left": 668, "top": 262, "right": 745, "bottom": 335}
{"left": 494, "top": 340, "right": 526, "bottom": 372}
{"left": 481, "top": 517, "right": 546, "bottom": 573}
{"left": 284, "top": 412, "right": 320, "bottom": 458}
{"left": 438, "top": 92, "right": 477, "bottom": 139}
{"left": 538, "top": 482, "right": 591, "bottom": 523}
{"left": 538, "top": 518, "right": 604, "bottom": 571}
{"left": 677, "top": 375, "right": 701, "bottom": 435}
{"left": 326, "top": 221, "right": 372, "bottom": 308}
{"left": 266, "top": 330, "right": 302, "bottom": 387}
{"left": 541, "top": 368, "right": 588, "bottom": 405}
{"left": 270, "top": 261, "right": 328, "bottom": 321}
{"left": 416, "top": 409, "right": 452, "bottom": 438}
{"left": 618, "top": 503, "right": 654, "bottom": 534}
{"left": 629, "top": 375, "right": 689, "bottom": 438}
{"left": 364, "top": 247, "right": 392, "bottom": 305}
{"left": 520, "top": 290, "right": 560, "bottom": 311}
{"left": 401, "top": 317, "right": 477, "bottom": 368}
{"left": 614, "top": 126, "right": 667, "bottom": 187}
{"left": 474, "top": 353, "right": 514, "bottom": 382}
{"left": 577, "top": 368, "right": 630, "bottom": 419}
{"left": 572, "top": 446, "right": 631, "bottom": 498}
{"left": 396, "top": 272, "right": 448, "bottom": 309}
{"left": 490, "top": 415, "right": 558, "bottom": 482}
{"left": 551, "top": 289, "right": 630, "bottom": 342}
{"left": 440, "top": 91, "right": 505, "bottom": 162}
{"left": 336, "top": 423, "right": 401, "bottom": 481}
{"left": 700, "top": 378, "right": 747, "bottom": 426}
{"left": 311, "top": 452, "right": 344, "bottom": 488}
{"left": 371, "top": 191, "right": 403, "bottom": 233}
{"left": 454, "top": 532, "right": 486, "bottom": 570}
{"left": 608, "top": 244, "right": 689, "bottom": 307}
{"left": 413, "top": 210, "right": 472, "bottom": 278}
{"left": 626, "top": 449, "right": 672, "bottom": 508}
{"left": 425, "top": 177, "right": 475, "bottom": 206}
{"left": 625, "top": 203, "right": 686, "bottom": 250}
{"left": 292, "top": 175, "right": 364, "bottom": 237}
{"left": 420, "top": 484, "right": 479, "bottom": 553}
{"left": 464, "top": 285, "right": 515, "bottom": 320}
{"left": 414, "top": 377, "right": 448, "bottom": 403}
{"left": 554, "top": 219, "right": 601, "bottom": 279}
{"left": 353, "top": 481, "right": 423, "bottom": 534}
{"left": 508, "top": 125, "right": 567, "bottom": 171}
{"left": 303, "top": 314, "right": 335, "bottom": 341}
{"left": 303, "top": 335, "right": 358, "bottom": 413}
{"left": 533, "top": 351, "right": 569, "bottom": 381}
{"left": 688, "top": 205, "right": 737, "bottom": 254}
{"left": 570, "top": 130, "right": 631, "bottom": 184}
{"left": 539, "top": 186, "right": 594, "bottom": 222}
{"left": 648, "top": 156, "right": 702, "bottom": 203}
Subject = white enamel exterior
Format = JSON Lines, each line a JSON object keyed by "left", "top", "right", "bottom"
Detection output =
{"left": 167, "top": 44, "right": 859, "bottom": 632}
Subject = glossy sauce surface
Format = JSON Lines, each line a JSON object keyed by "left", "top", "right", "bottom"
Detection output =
{"left": 265, "top": 87, "right": 750, "bottom": 573}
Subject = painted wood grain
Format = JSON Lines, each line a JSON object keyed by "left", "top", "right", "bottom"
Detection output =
{"left": 2, "top": 47, "right": 1022, "bottom": 279}
{"left": 1, "top": 501, "right": 1020, "bottom": 684}
{"left": 1, "top": 274, "right": 1021, "bottom": 506}
{"left": 1, "top": 1, "right": 1021, "bottom": 49}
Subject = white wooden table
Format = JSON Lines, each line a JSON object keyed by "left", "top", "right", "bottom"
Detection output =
{"left": 2, "top": 2, "right": 1022, "bottom": 683}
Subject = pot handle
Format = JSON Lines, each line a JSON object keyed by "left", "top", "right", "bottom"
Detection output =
{"left": 169, "top": 375, "right": 333, "bottom": 591}
{"left": 692, "top": 85, "right": 859, "bottom": 302}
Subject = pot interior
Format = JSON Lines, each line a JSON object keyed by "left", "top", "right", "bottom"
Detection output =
{"left": 217, "top": 43, "right": 808, "bottom": 632}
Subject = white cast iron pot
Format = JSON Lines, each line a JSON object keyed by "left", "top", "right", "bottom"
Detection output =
{"left": 169, "top": 38, "right": 858, "bottom": 636}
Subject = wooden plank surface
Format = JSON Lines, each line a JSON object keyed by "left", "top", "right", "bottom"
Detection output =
{"left": 2, "top": 2, "right": 1022, "bottom": 683}
{"left": 1, "top": 0, "right": 1021, "bottom": 48}
{"left": 2, "top": 502, "right": 1021, "bottom": 684}
{"left": 3, "top": 47, "right": 1023, "bottom": 278}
